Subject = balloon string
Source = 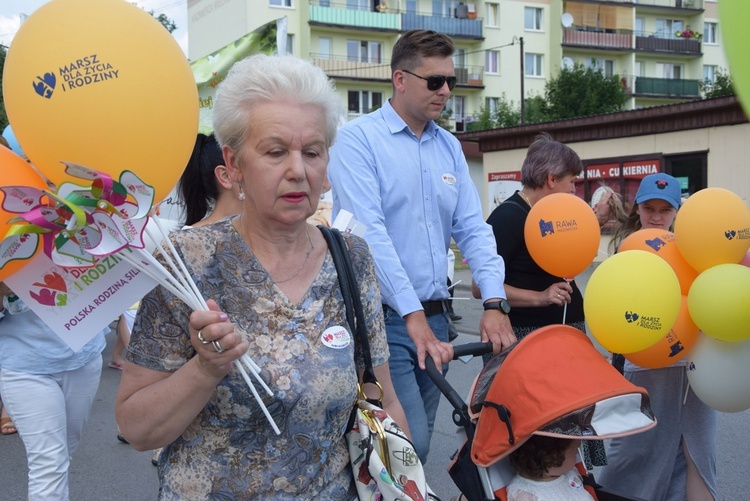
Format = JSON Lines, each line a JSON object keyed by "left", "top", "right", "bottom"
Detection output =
{"left": 683, "top": 380, "right": 690, "bottom": 406}
{"left": 562, "top": 277, "right": 570, "bottom": 324}
{"left": 144, "top": 218, "right": 264, "bottom": 379}
{"left": 141, "top": 215, "right": 277, "bottom": 431}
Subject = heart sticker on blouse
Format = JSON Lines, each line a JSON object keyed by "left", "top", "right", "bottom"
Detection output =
{"left": 321, "top": 326, "right": 351, "bottom": 349}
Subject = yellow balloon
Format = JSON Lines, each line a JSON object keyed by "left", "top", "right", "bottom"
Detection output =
{"left": 674, "top": 188, "right": 750, "bottom": 272}
{"left": 584, "top": 250, "right": 681, "bottom": 354}
{"left": 624, "top": 296, "right": 699, "bottom": 369}
{"left": 720, "top": 0, "right": 750, "bottom": 121}
{"left": 687, "top": 264, "right": 750, "bottom": 343}
{"left": 3, "top": 0, "right": 198, "bottom": 202}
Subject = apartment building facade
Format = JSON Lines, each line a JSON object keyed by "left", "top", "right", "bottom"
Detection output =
{"left": 187, "top": 0, "right": 728, "bottom": 129}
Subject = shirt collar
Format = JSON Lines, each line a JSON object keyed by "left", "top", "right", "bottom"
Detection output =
{"left": 381, "top": 99, "right": 438, "bottom": 138}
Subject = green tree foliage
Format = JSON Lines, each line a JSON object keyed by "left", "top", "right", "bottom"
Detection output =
{"left": 523, "top": 94, "right": 550, "bottom": 124}
{"left": 700, "top": 68, "right": 734, "bottom": 98}
{"left": 544, "top": 63, "right": 627, "bottom": 120}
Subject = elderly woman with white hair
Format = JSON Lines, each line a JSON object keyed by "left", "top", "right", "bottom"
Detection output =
{"left": 115, "top": 54, "right": 409, "bottom": 499}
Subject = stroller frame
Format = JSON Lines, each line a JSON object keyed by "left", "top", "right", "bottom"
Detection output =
{"left": 425, "top": 341, "right": 647, "bottom": 501}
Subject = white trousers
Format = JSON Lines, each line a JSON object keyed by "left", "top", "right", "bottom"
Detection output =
{"left": 0, "top": 357, "right": 102, "bottom": 501}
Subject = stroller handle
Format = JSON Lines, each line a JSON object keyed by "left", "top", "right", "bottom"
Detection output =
{"left": 425, "top": 342, "right": 493, "bottom": 417}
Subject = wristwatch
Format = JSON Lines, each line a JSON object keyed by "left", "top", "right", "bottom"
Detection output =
{"left": 483, "top": 299, "right": 511, "bottom": 315}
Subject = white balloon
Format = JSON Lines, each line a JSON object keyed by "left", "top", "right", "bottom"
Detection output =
{"left": 686, "top": 334, "right": 750, "bottom": 413}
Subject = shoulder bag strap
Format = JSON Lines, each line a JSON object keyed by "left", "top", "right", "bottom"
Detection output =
{"left": 317, "top": 226, "right": 378, "bottom": 388}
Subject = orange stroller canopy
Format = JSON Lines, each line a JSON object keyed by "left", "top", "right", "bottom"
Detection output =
{"left": 470, "top": 324, "right": 656, "bottom": 468}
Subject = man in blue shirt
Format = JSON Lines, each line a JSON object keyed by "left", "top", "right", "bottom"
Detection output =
{"left": 329, "top": 29, "right": 515, "bottom": 462}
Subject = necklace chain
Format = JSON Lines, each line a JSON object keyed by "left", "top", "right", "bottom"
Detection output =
{"left": 273, "top": 226, "right": 314, "bottom": 284}
{"left": 518, "top": 190, "right": 533, "bottom": 207}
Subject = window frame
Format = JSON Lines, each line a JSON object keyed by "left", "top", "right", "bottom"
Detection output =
{"left": 524, "top": 7, "right": 543, "bottom": 32}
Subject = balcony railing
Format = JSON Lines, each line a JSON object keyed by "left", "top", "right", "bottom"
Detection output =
{"left": 634, "top": 0, "right": 703, "bottom": 9}
{"left": 309, "top": 0, "right": 399, "bottom": 30}
{"left": 311, "top": 54, "right": 392, "bottom": 81}
{"left": 308, "top": 1, "right": 482, "bottom": 38}
{"left": 311, "top": 54, "right": 484, "bottom": 87}
{"left": 635, "top": 31, "right": 701, "bottom": 55}
{"left": 401, "top": 12, "right": 482, "bottom": 39}
{"left": 633, "top": 76, "right": 700, "bottom": 97}
{"left": 562, "top": 28, "right": 633, "bottom": 50}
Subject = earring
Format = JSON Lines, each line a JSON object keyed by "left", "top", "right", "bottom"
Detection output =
{"left": 238, "top": 184, "right": 246, "bottom": 201}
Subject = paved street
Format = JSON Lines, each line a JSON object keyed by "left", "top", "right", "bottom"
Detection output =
{"left": 1, "top": 263, "right": 747, "bottom": 499}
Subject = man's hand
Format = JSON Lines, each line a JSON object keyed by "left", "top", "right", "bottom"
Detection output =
{"left": 480, "top": 309, "right": 516, "bottom": 354}
{"left": 404, "top": 311, "right": 454, "bottom": 369}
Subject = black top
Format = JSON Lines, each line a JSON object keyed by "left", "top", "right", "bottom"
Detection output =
{"left": 487, "top": 191, "right": 585, "bottom": 328}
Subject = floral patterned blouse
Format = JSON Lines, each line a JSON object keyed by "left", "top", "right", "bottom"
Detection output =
{"left": 127, "top": 219, "right": 388, "bottom": 500}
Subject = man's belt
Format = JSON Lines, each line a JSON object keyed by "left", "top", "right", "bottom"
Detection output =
{"left": 421, "top": 300, "right": 447, "bottom": 316}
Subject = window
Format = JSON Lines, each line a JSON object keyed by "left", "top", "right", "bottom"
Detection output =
{"left": 703, "top": 65, "right": 718, "bottom": 84}
{"left": 524, "top": 7, "right": 542, "bottom": 31}
{"left": 432, "top": 0, "right": 451, "bottom": 17}
{"left": 286, "top": 34, "right": 294, "bottom": 55}
{"left": 635, "top": 60, "right": 644, "bottom": 77}
{"left": 525, "top": 53, "right": 543, "bottom": 77}
{"left": 635, "top": 17, "right": 645, "bottom": 37}
{"left": 405, "top": 0, "right": 416, "bottom": 13}
{"left": 486, "top": 3, "right": 499, "bottom": 27}
{"left": 348, "top": 90, "right": 383, "bottom": 115}
{"left": 270, "top": 0, "right": 292, "bottom": 7}
{"left": 449, "top": 95, "right": 465, "bottom": 122}
{"left": 453, "top": 48, "right": 466, "bottom": 70}
{"left": 657, "top": 62, "right": 683, "bottom": 79}
{"left": 485, "top": 97, "right": 499, "bottom": 115}
{"left": 346, "top": 40, "right": 383, "bottom": 63}
{"left": 485, "top": 50, "right": 499, "bottom": 74}
{"left": 656, "top": 19, "right": 683, "bottom": 38}
{"left": 704, "top": 22, "right": 717, "bottom": 44}
{"left": 318, "top": 37, "right": 332, "bottom": 60}
{"left": 585, "top": 58, "right": 614, "bottom": 77}
{"left": 346, "top": 0, "right": 369, "bottom": 10}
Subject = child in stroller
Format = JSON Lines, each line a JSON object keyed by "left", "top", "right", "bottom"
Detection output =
{"left": 507, "top": 435, "right": 591, "bottom": 500}
{"left": 426, "top": 324, "right": 656, "bottom": 501}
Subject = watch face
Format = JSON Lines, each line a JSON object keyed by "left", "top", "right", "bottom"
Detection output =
{"left": 485, "top": 300, "right": 511, "bottom": 314}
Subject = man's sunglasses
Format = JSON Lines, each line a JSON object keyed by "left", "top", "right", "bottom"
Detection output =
{"left": 401, "top": 69, "right": 457, "bottom": 91}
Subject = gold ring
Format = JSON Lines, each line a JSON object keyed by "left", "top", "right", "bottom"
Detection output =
{"left": 197, "top": 330, "right": 210, "bottom": 344}
{"left": 212, "top": 340, "right": 225, "bottom": 353}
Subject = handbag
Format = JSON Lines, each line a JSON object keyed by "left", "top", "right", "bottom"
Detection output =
{"left": 318, "top": 226, "right": 432, "bottom": 501}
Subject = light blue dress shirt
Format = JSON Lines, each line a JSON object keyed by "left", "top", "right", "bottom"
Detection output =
{"left": 0, "top": 305, "right": 106, "bottom": 374}
{"left": 329, "top": 99, "right": 506, "bottom": 318}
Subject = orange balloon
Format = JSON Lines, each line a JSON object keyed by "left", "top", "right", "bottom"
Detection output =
{"left": 619, "top": 228, "right": 698, "bottom": 295}
{"left": 0, "top": 145, "right": 48, "bottom": 281}
{"left": 674, "top": 188, "right": 750, "bottom": 272}
{"left": 625, "top": 296, "right": 699, "bottom": 368}
{"left": 524, "top": 193, "right": 600, "bottom": 278}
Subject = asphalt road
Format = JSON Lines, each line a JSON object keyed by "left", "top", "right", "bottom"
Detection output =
{"left": 1, "top": 264, "right": 747, "bottom": 499}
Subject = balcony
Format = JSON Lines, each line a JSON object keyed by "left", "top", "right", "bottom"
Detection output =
{"left": 635, "top": 31, "right": 701, "bottom": 55}
{"left": 309, "top": 0, "right": 399, "bottom": 31}
{"left": 401, "top": 11, "right": 483, "bottom": 39}
{"left": 634, "top": 76, "right": 700, "bottom": 98}
{"left": 311, "top": 54, "right": 391, "bottom": 82}
{"left": 311, "top": 54, "right": 484, "bottom": 88}
{"left": 562, "top": 28, "right": 633, "bottom": 50}
{"left": 634, "top": 0, "right": 704, "bottom": 10}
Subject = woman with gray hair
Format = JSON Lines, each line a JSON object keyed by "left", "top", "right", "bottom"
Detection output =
{"left": 115, "top": 54, "right": 409, "bottom": 499}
